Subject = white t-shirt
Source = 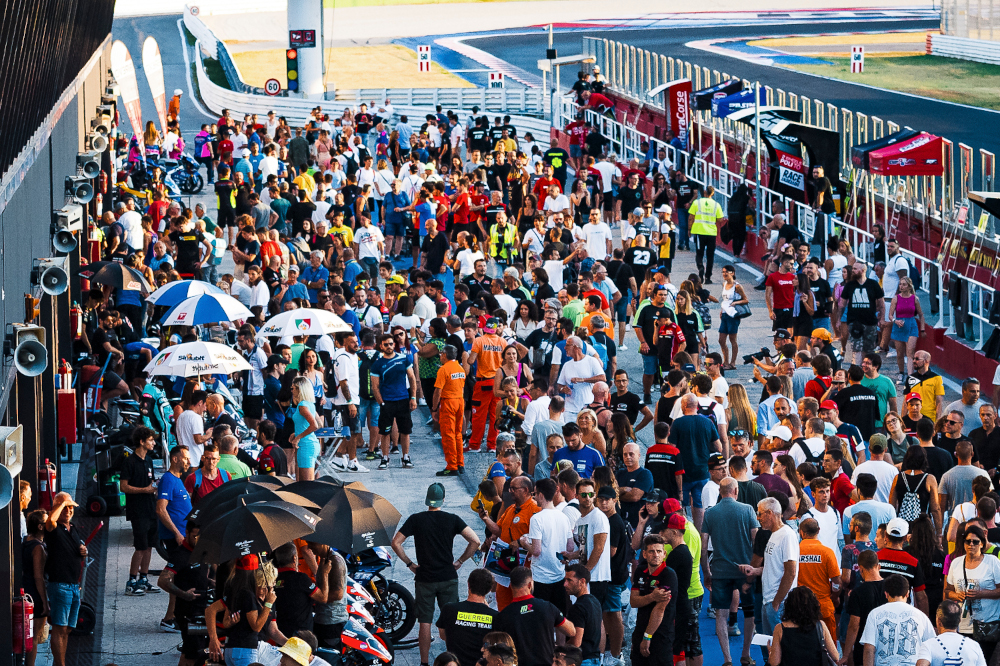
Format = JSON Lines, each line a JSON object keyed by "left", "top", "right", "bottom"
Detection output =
{"left": 494, "top": 293, "right": 518, "bottom": 321}
{"left": 668, "top": 395, "right": 727, "bottom": 429}
{"left": 543, "top": 194, "right": 571, "bottom": 214}
{"left": 594, "top": 162, "right": 620, "bottom": 193}
{"left": 333, "top": 350, "right": 360, "bottom": 406}
{"left": 373, "top": 169, "right": 395, "bottom": 200}
{"left": 916, "top": 632, "right": 987, "bottom": 666}
{"left": 390, "top": 313, "right": 421, "bottom": 332}
{"left": 414, "top": 295, "right": 436, "bottom": 322}
{"left": 523, "top": 228, "right": 547, "bottom": 256}
{"left": 583, "top": 222, "right": 613, "bottom": 260}
{"left": 788, "top": 437, "right": 827, "bottom": 467}
{"left": 859, "top": 601, "right": 935, "bottom": 666}
{"left": 851, "top": 459, "right": 899, "bottom": 503}
{"left": 762, "top": 524, "right": 799, "bottom": 603}
{"left": 357, "top": 167, "right": 376, "bottom": 189}
{"left": 558, "top": 356, "right": 605, "bottom": 414}
{"left": 527, "top": 507, "right": 574, "bottom": 584}
{"left": 883, "top": 253, "right": 909, "bottom": 300}
{"left": 574, "top": 508, "right": 611, "bottom": 582}
{"left": 119, "top": 210, "right": 144, "bottom": 250}
{"left": 456, "top": 250, "right": 485, "bottom": 278}
{"left": 559, "top": 500, "right": 582, "bottom": 529}
{"left": 354, "top": 225, "right": 385, "bottom": 261}
{"left": 356, "top": 304, "right": 384, "bottom": 329}
{"left": 175, "top": 410, "right": 205, "bottom": 467}
{"left": 260, "top": 156, "right": 280, "bottom": 180}
{"left": 711, "top": 376, "right": 730, "bottom": 407}
{"left": 312, "top": 201, "right": 332, "bottom": 225}
{"left": 544, "top": 260, "right": 566, "bottom": 292}
{"left": 250, "top": 281, "right": 270, "bottom": 309}
{"left": 806, "top": 504, "right": 842, "bottom": 567}
{"left": 947, "top": 555, "right": 1000, "bottom": 632}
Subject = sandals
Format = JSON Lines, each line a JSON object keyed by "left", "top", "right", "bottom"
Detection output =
{"left": 741, "top": 658, "right": 756, "bottom": 666}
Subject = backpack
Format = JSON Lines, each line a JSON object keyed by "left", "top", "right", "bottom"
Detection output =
{"left": 696, "top": 400, "right": 719, "bottom": 430}
{"left": 898, "top": 473, "right": 926, "bottom": 522}
{"left": 193, "top": 468, "right": 231, "bottom": 492}
{"left": 797, "top": 438, "right": 824, "bottom": 465}
{"left": 257, "top": 444, "right": 281, "bottom": 474}
{"left": 358, "top": 349, "right": 379, "bottom": 400}
{"left": 588, "top": 335, "right": 610, "bottom": 376}
{"left": 692, "top": 297, "right": 712, "bottom": 330}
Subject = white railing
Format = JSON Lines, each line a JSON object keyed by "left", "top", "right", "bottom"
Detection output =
{"left": 930, "top": 33, "right": 1000, "bottom": 66}
{"left": 184, "top": 5, "right": 218, "bottom": 58}
{"left": 334, "top": 88, "right": 548, "bottom": 115}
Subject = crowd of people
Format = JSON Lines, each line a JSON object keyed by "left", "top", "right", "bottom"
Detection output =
{"left": 36, "top": 87, "right": 1000, "bottom": 666}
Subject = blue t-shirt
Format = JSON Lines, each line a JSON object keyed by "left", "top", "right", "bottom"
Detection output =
{"left": 552, "top": 445, "right": 606, "bottom": 479}
{"left": 281, "top": 282, "right": 310, "bottom": 305}
{"left": 371, "top": 353, "right": 410, "bottom": 402}
{"left": 487, "top": 461, "right": 507, "bottom": 480}
{"left": 615, "top": 466, "right": 654, "bottom": 526}
{"left": 157, "top": 472, "right": 193, "bottom": 539}
{"left": 117, "top": 288, "right": 144, "bottom": 307}
{"left": 344, "top": 260, "right": 365, "bottom": 288}
{"left": 300, "top": 265, "right": 330, "bottom": 303}
{"left": 415, "top": 202, "right": 435, "bottom": 236}
{"left": 234, "top": 158, "right": 254, "bottom": 182}
{"left": 667, "top": 414, "right": 718, "bottom": 482}
{"left": 340, "top": 309, "right": 361, "bottom": 336}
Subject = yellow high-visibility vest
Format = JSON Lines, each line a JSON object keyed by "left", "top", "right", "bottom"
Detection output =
{"left": 688, "top": 197, "right": 724, "bottom": 236}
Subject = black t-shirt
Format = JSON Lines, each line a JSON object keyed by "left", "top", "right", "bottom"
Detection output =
{"left": 672, "top": 179, "right": 697, "bottom": 209}
{"left": 614, "top": 468, "right": 652, "bottom": 529}
{"left": 421, "top": 233, "right": 451, "bottom": 274}
{"left": 45, "top": 523, "right": 85, "bottom": 584}
{"left": 525, "top": 327, "right": 559, "bottom": 368}
{"left": 436, "top": 600, "right": 499, "bottom": 666}
{"left": 584, "top": 132, "right": 607, "bottom": 158}
{"left": 120, "top": 452, "right": 156, "bottom": 521}
{"left": 236, "top": 236, "right": 261, "bottom": 268}
{"left": 820, "top": 341, "right": 841, "bottom": 373}
{"left": 654, "top": 397, "right": 679, "bottom": 426}
{"left": 288, "top": 202, "right": 317, "bottom": 235}
{"left": 469, "top": 128, "right": 489, "bottom": 152}
{"left": 342, "top": 184, "right": 362, "bottom": 213}
{"left": 543, "top": 148, "right": 570, "bottom": 186}
{"left": 932, "top": 434, "right": 974, "bottom": 467}
{"left": 610, "top": 391, "right": 642, "bottom": 424}
{"left": 224, "top": 589, "right": 265, "bottom": 648}
{"left": 215, "top": 180, "right": 237, "bottom": 211}
{"left": 398, "top": 510, "right": 468, "bottom": 582}
{"left": 166, "top": 543, "right": 212, "bottom": 618}
{"left": 645, "top": 443, "right": 683, "bottom": 501}
{"left": 169, "top": 230, "right": 207, "bottom": 274}
{"left": 664, "top": 543, "right": 692, "bottom": 621}
{"left": 631, "top": 562, "right": 677, "bottom": 639}
{"left": 841, "top": 279, "right": 884, "bottom": 326}
{"left": 486, "top": 204, "right": 509, "bottom": 229}
{"left": 833, "top": 384, "right": 880, "bottom": 442}
{"left": 811, "top": 176, "right": 837, "bottom": 214}
{"left": 635, "top": 303, "right": 672, "bottom": 357}
{"left": 496, "top": 595, "right": 566, "bottom": 666}
{"left": 847, "top": 580, "right": 886, "bottom": 663}
{"left": 489, "top": 126, "right": 505, "bottom": 145}
{"left": 607, "top": 511, "right": 632, "bottom": 584}
{"left": 971, "top": 426, "right": 1000, "bottom": 472}
{"left": 567, "top": 594, "right": 603, "bottom": 660}
{"left": 617, "top": 186, "right": 643, "bottom": 213}
{"left": 91, "top": 326, "right": 115, "bottom": 366}
{"left": 606, "top": 261, "right": 634, "bottom": 298}
{"left": 623, "top": 247, "right": 655, "bottom": 284}
{"left": 463, "top": 275, "right": 492, "bottom": 300}
{"left": 274, "top": 568, "right": 318, "bottom": 636}
{"left": 922, "top": 443, "right": 955, "bottom": 481}
{"left": 810, "top": 278, "right": 833, "bottom": 319}
{"left": 752, "top": 528, "right": 771, "bottom": 594}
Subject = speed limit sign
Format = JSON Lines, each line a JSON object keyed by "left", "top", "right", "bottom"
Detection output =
{"left": 190, "top": 5, "right": 199, "bottom": 14}
{"left": 264, "top": 78, "right": 281, "bottom": 96}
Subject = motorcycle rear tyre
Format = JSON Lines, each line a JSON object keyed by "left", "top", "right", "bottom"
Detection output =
{"left": 380, "top": 581, "right": 416, "bottom": 643}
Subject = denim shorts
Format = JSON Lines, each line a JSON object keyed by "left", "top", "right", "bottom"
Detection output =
{"left": 890, "top": 317, "right": 919, "bottom": 342}
{"left": 603, "top": 581, "right": 627, "bottom": 612}
{"left": 642, "top": 353, "right": 658, "bottom": 375}
{"left": 812, "top": 317, "right": 832, "bottom": 332}
{"left": 710, "top": 577, "right": 754, "bottom": 612}
{"left": 358, "top": 397, "right": 381, "bottom": 429}
{"left": 615, "top": 290, "right": 631, "bottom": 321}
{"left": 385, "top": 219, "right": 408, "bottom": 237}
{"left": 683, "top": 477, "right": 708, "bottom": 509}
{"left": 719, "top": 312, "right": 740, "bottom": 335}
{"left": 225, "top": 647, "right": 259, "bottom": 666}
{"left": 47, "top": 581, "right": 81, "bottom": 627}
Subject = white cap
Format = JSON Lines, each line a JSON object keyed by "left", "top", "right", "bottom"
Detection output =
{"left": 887, "top": 517, "right": 909, "bottom": 538}
{"left": 241, "top": 148, "right": 251, "bottom": 157}
{"left": 632, "top": 207, "right": 644, "bottom": 217}
{"left": 174, "top": 88, "right": 183, "bottom": 96}
{"left": 656, "top": 204, "right": 672, "bottom": 214}
{"left": 765, "top": 425, "right": 792, "bottom": 442}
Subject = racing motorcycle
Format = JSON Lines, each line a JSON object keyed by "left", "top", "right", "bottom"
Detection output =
{"left": 166, "top": 153, "right": 205, "bottom": 195}
{"left": 342, "top": 547, "right": 416, "bottom": 643}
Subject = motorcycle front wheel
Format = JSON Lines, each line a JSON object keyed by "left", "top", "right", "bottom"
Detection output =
{"left": 182, "top": 172, "right": 204, "bottom": 195}
{"left": 373, "top": 578, "right": 416, "bottom": 643}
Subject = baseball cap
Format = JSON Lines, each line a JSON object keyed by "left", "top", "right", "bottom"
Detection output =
{"left": 681, "top": 363, "right": 696, "bottom": 373}
{"left": 287, "top": 265, "right": 300, "bottom": 274}
{"left": 596, "top": 485, "right": 617, "bottom": 500}
{"left": 707, "top": 452, "right": 726, "bottom": 469}
{"left": 385, "top": 275, "right": 405, "bottom": 285}
{"left": 869, "top": 433, "right": 887, "bottom": 454}
{"left": 773, "top": 329, "right": 791, "bottom": 340}
{"left": 765, "top": 425, "right": 793, "bottom": 442}
{"left": 632, "top": 207, "right": 644, "bottom": 217}
{"left": 820, "top": 400, "right": 838, "bottom": 411}
{"left": 887, "top": 517, "right": 909, "bottom": 538}
{"left": 484, "top": 317, "right": 500, "bottom": 332}
{"left": 266, "top": 354, "right": 286, "bottom": 369}
{"left": 811, "top": 328, "right": 832, "bottom": 342}
{"left": 241, "top": 148, "right": 251, "bottom": 157}
{"left": 655, "top": 204, "right": 672, "bottom": 214}
{"left": 425, "top": 482, "right": 445, "bottom": 508}
{"left": 662, "top": 498, "right": 682, "bottom": 515}
{"left": 471, "top": 299, "right": 487, "bottom": 309}
{"left": 236, "top": 554, "right": 260, "bottom": 571}
{"left": 643, "top": 488, "right": 666, "bottom": 503}
{"left": 905, "top": 392, "right": 922, "bottom": 403}
{"left": 277, "top": 637, "right": 312, "bottom": 666}
{"left": 666, "top": 514, "right": 687, "bottom": 531}
{"left": 655, "top": 266, "right": 671, "bottom": 276}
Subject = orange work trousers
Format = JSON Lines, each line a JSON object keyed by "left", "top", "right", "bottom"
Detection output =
{"left": 496, "top": 583, "right": 513, "bottom": 611}
{"left": 469, "top": 379, "right": 500, "bottom": 451}
{"left": 439, "top": 398, "right": 465, "bottom": 470}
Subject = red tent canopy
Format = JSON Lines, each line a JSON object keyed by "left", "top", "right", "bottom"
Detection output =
{"left": 868, "top": 132, "right": 944, "bottom": 176}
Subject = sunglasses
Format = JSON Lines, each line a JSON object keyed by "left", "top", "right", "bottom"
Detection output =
{"left": 947, "top": 419, "right": 961, "bottom": 425}
{"left": 579, "top": 492, "right": 596, "bottom": 498}
{"left": 728, "top": 429, "right": 747, "bottom": 438}
{"left": 832, "top": 381, "right": 845, "bottom": 386}
{"left": 967, "top": 539, "right": 983, "bottom": 546}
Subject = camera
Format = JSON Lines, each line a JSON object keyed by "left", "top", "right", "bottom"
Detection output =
{"left": 742, "top": 348, "right": 771, "bottom": 365}
{"left": 495, "top": 404, "right": 520, "bottom": 432}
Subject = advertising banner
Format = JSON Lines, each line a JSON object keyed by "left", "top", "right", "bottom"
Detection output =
{"left": 775, "top": 150, "right": 805, "bottom": 191}
{"left": 665, "top": 78, "right": 691, "bottom": 151}
{"left": 110, "top": 41, "right": 145, "bottom": 159}
{"left": 142, "top": 36, "right": 168, "bottom": 136}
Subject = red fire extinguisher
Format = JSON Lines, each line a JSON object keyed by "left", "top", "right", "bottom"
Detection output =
{"left": 38, "top": 460, "right": 56, "bottom": 511}
{"left": 98, "top": 171, "right": 108, "bottom": 195}
{"left": 13, "top": 589, "right": 34, "bottom": 654}
{"left": 70, "top": 302, "right": 82, "bottom": 340}
{"left": 58, "top": 359, "right": 73, "bottom": 390}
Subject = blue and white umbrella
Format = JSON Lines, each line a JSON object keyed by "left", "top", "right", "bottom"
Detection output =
{"left": 147, "top": 280, "right": 226, "bottom": 307}
{"left": 160, "top": 293, "right": 253, "bottom": 326}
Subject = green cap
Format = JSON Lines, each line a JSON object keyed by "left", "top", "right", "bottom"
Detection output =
{"left": 426, "top": 483, "right": 446, "bottom": 508}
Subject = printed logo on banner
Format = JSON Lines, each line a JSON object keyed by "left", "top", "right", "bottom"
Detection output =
{"left": 899, "top": 135, "right": 932, "bottom": 152}
{"left": 779, "top": 168, "right": 805, "bottom": 190}
{"left": 888, "top": 158, "right": 917, "bottom": 167}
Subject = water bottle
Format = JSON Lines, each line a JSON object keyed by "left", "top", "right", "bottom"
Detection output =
{"left": 333, "top": 410, "right": 344, "bottom": 436}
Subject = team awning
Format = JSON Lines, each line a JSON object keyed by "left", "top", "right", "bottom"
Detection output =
{"left": 850, "top": 129, "right": 920, "bottom": 170}
{"left": 691, "top": 79, "right": 743, "bottom": 111}
{"left": 868, "top": 132, "right": 944, "bottom": 176}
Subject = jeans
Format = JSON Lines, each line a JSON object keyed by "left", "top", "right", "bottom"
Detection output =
{"left": 361, "top": 257, "right": 380, "bottom": 284}
{"left": 676, "top": 208, "right": 690, "bottom": 249}
{"left": 762, "top": 599, "right": 784, "bottom": 664}
{"left": 202, "top": 264, "right": 220, "bottom": 286}
{"left": 582, "top": 659, "right": 601, "bottom": 666}
{"left": 225, "top": 647, "right": 259, "bottom": 666}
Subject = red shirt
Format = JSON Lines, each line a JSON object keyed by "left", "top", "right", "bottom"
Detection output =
{"left": 565, "top": 121, "right": 588, "bottom": 146}
{"left": 260, "top": 240, "right": 282, "bottom": 265}
{"left": 532, "top": 177, "right": 562, "bottom": 198}
{"left": 805, "top": 376, "right": 832, "bottom": 400}
{"left": 829, "top": 471, "right": 855, "bottom": 515}
{"left": 453, "top": 192, "right": 471, "bottom": 226}
{"left": 470, "top": 194, "right": 489, "bottom": 223}
{"left": 184, "top": 469, "right": 229, "bottom": 505}
{"left": 588, "top": 93, "right": 614, "bottom": 112}
{"left": 582, "top": 288, "right": 610, "bottom": 310}
{"left": 435, "top": 194, "right": 451, "bottom": 229}
{"left": 218, "top": 139, "right": 234, "bottom": 156}
{"left": 766, "top": 271, "right": 797, "bottom": 310}
{"left": 148, "top": 200, "right": 170, "bottom": 227}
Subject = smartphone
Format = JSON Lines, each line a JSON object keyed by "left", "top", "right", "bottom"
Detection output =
{"left": 477, "top": 499, "right": 486, "bottom": 512}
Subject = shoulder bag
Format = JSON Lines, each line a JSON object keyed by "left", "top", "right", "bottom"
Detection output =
{"left": 966, "top": 559, "right": 1000, "bottom": 642}
{"left": 815, "top": 622, "right": 838, "bottom": 666}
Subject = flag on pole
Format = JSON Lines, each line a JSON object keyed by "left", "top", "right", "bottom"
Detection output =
{"left": 110, "top": 41, "right": 145, "bottom": 162}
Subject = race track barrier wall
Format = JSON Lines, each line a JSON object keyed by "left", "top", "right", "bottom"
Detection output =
{"left": 928, "top": 32, "right": 1000, "bottom": 66}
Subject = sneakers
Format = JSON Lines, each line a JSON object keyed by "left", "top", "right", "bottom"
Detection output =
{"left": 330, "top": 457, "right": 349, "bottom": 472}
{"left": 378, "top": 457, "right": 389, "bottom": 470}
{"left": 401, "top": 456, "right": 414, "bottom": 469}
{"left": 390, "top": 444, "right": 401, "bottom": 455}
{"left": 125, "top": 579, "right": 145, "bottom": 596}
{"left": 619, "top": 344, "right": 628, "bottom": 351}
{"left": 728, "top": 624, "right": 741, "bottom": 636}
{"left": 707, "top": 607, "right": 716, "bottom": 619}
{"left": 885, "top": 348, "right": 898, "bottom": 358}
{"left": 458, "top": 465, "right": 465, "bottom": 475}
{"left": 425, "top": 416, "right": 436, "bottom": 426}
{"left": 139, "top": 577, "right": 161, "bottom": 593}
{"left": 159, "top": 618, "right": 180, "bottom": 633}
{"left": 418, "top": 398, "right": 427, "bottom": 406}
{"left": 643, "top": 394, "right": 652, "bottom": 405}
{"left": 436, "top": 469, "right": 458, "bottom": 476}
{"left": 347, "top": 460, "right": 370, "bottom": 473}
{"left": 364, "top": 450, "right": 379, "bottom": 461}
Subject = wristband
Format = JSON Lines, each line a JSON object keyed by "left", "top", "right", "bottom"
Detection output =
{"left": 643, "top": 634, "right": 653, "bottom": 641}
{"left": 264, "top": 602, "right": 273, "bottom": 609}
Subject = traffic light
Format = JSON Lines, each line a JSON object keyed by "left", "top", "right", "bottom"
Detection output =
{"left": 286, "top": 49, "right": 298, "bottom": 92}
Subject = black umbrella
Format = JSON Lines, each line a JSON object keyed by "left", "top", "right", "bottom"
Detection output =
{"left": 281, "top": 478, "right": 343, "bottom": 506}
{"left": 90, "top": 262, "right": 153, "bottom": 294}
{"left": 309, "top": 487, "right": 401, "bottom": 553}
{"left": 190, "top": 499, "right": 320, "bottom": 563}
{"left": 77, "top": 261, "right": 112, "bottom": 279}
{"left": 247, "top": 474, "right": 291, "bottom": 487}
{"left": 187, "top": 484, "right": 318, "bottom": 526}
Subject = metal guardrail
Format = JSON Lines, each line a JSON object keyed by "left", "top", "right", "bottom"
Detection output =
{"left": 930, "top": 33, "right": 1000, "bottom": 66}
{"left": 334, "top": 88, "right": 548, "bottom": 115}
